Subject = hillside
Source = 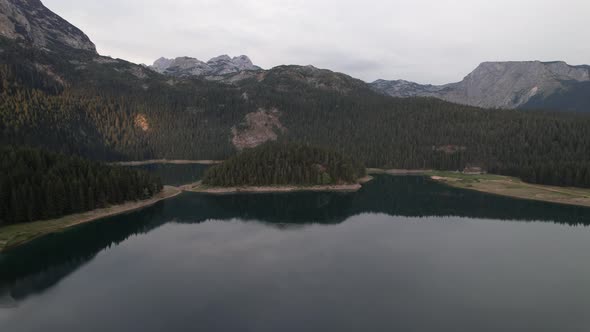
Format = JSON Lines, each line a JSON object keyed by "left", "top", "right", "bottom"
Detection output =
{"left": 202, "top": 143, "right": 366, "bottom": 187}
{"left": 0, "top": 0, "right": 590, "bottom": 189}
{"left": 371, "top": 61, "right": 590, "bottom": 112}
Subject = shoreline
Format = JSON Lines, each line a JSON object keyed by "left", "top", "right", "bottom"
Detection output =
{"left": 367, "top": 168, "right": 433, "bottom": 175}
{"left": 0, "top": 186, "right": 182, "bottom": 253}
{"left": 4, "top": 169, "right": 590, "bottom": 252}
{"left": 427, "top": 171, "right": 590, "bottom": 208}
{"left": 187, "top": 176, "right": 374, "bottom": 194}
{"left": 0, "top": 176, "right": 373, "bottom": 252}
{"left": 109, "top": 159, "right": 223, "bottom": 166}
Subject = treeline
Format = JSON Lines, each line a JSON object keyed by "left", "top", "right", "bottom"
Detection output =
{"left": 202, "top": 143, "right": 366, "bottom": 186}
{"left": 0, "top": 146, "right": 163, "bottom": 226}
{"left": 2, "top": 38, "right": 590, "bottom": 189}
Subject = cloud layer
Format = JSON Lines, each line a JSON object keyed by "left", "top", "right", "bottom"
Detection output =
{"left": 44, "top": 0, "right": 590, "bottom": 84}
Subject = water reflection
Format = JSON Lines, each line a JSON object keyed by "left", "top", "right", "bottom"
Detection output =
{"left": 0, "top": 204, "right": 167, "bottom": 302}
{"left": 0, "top": 175, "right": 589, "bottom": 304}
{"left": 169, "top": 176, "right": 590, "bottom": 226}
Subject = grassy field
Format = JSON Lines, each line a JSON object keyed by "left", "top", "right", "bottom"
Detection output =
{"left": 0, "top": 186, "right": 181, "bottom": 253}
{"left": 427, "top": 171, "right": 590, "bottom": 208}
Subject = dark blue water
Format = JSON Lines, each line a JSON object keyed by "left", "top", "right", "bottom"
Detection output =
{"left": 1, "top": 175, "right": 590, "bottom": 332}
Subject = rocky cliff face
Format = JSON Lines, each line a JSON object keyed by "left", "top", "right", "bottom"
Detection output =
{"left": 370, "top": 79, "right": 445, "bottom": 98}
{"left": 371, "top": 61, "right": 590, "bottom": 110}
{"left": 151, "top": 55, "right": 261, "bottom": 78}
{"left": 0, "top": 0, "right": 96, "bottom": 53}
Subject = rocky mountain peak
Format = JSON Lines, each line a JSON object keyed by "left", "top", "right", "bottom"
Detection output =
{"left": 0, "top": 0, "right": 96, "bottom": 52}
{"left": 152, "top": 57, "right": 174, "bottom": 71}
{"left": 208, "top": 54, "right": 232, "bottom": 63}
{"left": 227, "top": 55, "right": 257, "bottom": 70}
{"left": 371, "top": 61, "right": 590, "bottom": 110}
{"left": 467, "top": 61, "right": 590, "bottom": 84}
{"left": 150, "top": 54, "right": 261, "bottom": 78}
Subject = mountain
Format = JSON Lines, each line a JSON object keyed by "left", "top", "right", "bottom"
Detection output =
{"left": 2, "top": 0, "right": 590, "bottom": 189}
{"left": 150, "top": 55, "right": 261, "bottom": 79}
{"left": 371, "top": 61, "right": 590, "bottom": 112}
{"left": 370, "top": 79, "right": 445, "bottom": 98}
{"left": 0, "top": 0, "right": 96, "bottom": 53}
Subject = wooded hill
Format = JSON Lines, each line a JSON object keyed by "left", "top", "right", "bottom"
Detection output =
{"left": 2, "top": 35, "right": 590, "bottom": 188}
{"left": 202, "top": 143, "right": 366, "bottom": 187}
{"left": 0, "top": 146, "right": 163, "bottom": 226}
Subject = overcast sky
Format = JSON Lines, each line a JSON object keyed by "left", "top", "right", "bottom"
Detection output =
{"left": 44, "top": 0, "right": 589, "bottom": 84}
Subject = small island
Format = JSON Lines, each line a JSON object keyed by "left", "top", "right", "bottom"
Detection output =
{"left": 190, "top": 143, "right": 371, "bottom": 194}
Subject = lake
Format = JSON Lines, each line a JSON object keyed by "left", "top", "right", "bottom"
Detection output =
{"left": 132, "top": 163, "right": 210, "bottom": 186}
{"left": 1, "top": 175, "right": 590, "bottom": 332}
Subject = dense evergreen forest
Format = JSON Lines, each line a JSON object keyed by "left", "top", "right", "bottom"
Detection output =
{"left": 0, "top": 146, "right": 163, "bottom": 226}
{"left": 2, "top": 37, "right": 590, "bottom": 188}
{"left": 202, "top": 143, "right": 366, "bottom": 186}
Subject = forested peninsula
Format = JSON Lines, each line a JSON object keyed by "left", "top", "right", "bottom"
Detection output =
{"left": 195, "top": 143, "right": 369, "bottom": 193}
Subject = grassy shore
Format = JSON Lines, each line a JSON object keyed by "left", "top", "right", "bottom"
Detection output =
{"left": 428, "top": 171, "right": 590, "bottom": 208}
{"left": 0, "top": 186, "right": 181, "bottom": 253}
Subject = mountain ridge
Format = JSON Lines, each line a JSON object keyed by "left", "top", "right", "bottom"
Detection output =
{"left": 150, "top": 54, "right": 261, "bottom": 78}
{"left": 0, "top": 0, "right": 96, "bottom": 53}
{"left": 371, "top": 60, "right": 590, "bottom": 112}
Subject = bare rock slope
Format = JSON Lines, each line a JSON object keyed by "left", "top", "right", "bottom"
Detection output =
{"left": 150, "top": 55, "right": 261, "bottom": 79}
{"left": 371, "top": 61, "right": 590, "bottom": 111}
{"left": 0, "top": 0, "right": 96, "bottom": 52}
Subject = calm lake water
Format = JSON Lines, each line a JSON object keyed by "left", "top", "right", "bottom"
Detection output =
{"left": 1, "top": 175, "right": 590, "bottom": 332}
{"left": 132, "top": 163, "right": 210, "bottom": 186}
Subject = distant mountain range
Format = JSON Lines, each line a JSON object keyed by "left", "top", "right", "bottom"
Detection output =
{"left": 150, "top": 52, "right": 590, "bottom": 113}
{"left": 150, "top": 55, "right": 261, "bottom": 79}
{"left": 371, "top": 61, "right": 590, "bottom": 112}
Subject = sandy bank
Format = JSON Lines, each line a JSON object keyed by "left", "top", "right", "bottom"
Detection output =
{"left": 187, "top": 177, "right": 373, "bottom": 194}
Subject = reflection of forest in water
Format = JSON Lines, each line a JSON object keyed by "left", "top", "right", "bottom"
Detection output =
{"left": 185, "top": 175, "right": 590, "bottom": 226}
{"left": 1, "top": 175, "right": 589, "bottom": 303}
